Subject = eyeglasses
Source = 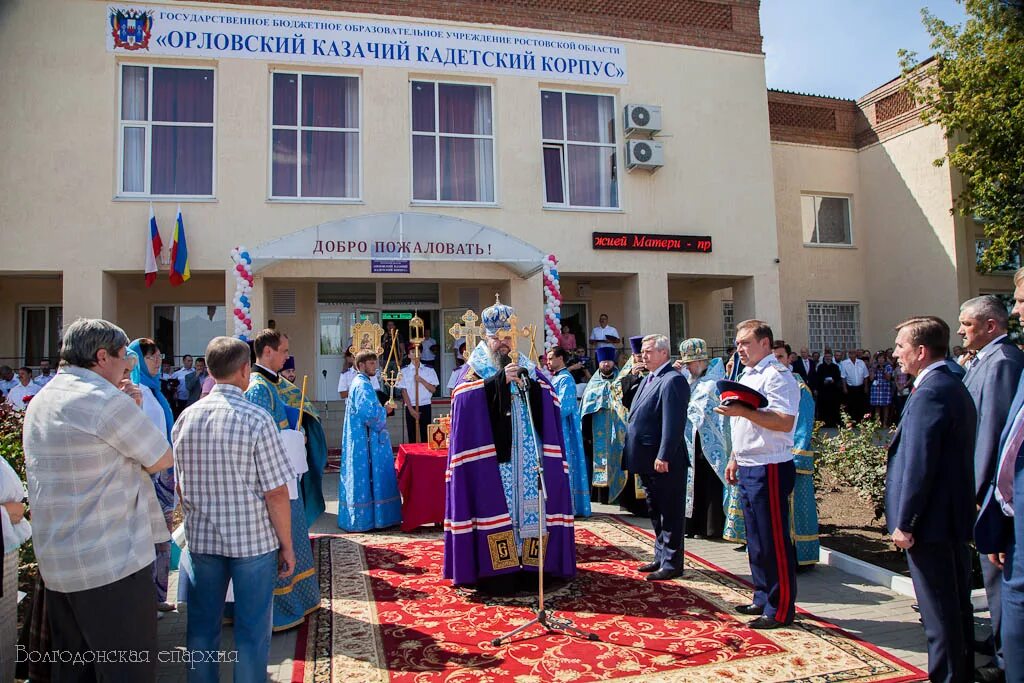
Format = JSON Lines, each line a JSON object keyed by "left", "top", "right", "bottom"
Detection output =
{"left": 118, "top": 351, "right": 138, "bottom": 369}
{"left": 146, "top": 352, "right": 164, "bottom": 361}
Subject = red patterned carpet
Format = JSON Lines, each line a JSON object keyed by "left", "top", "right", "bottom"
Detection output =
{"left": 293, "top": 516, "right": 924, "bottom": 683}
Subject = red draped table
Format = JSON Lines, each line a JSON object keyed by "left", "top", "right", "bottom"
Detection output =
{"left": 395, "top": 443, "right": 448, "bottom": 532}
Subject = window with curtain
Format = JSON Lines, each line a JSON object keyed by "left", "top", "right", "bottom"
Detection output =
{"left": 800, "top": 194, "right": 852, "bottom": 245}
{"left": 411, "top": 81, "right": 495, "bottom": 203}
{"left": 271, "top": 72, "right": 360, "bottom": 199}
{"left": 541, "top": 90, "right": 618, "bottom": 209}
{"left": 20, "top": 306, "right": 62, "bottom": 367}
{"left": 119, "top": 65, "right": 215, "bottom": 196}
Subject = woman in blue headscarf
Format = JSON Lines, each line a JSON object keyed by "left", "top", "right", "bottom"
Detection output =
{"left": 128, "top": 338, "right": 177, "bottom": 613}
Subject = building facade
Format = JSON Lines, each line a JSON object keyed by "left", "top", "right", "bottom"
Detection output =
{"left": 0, "top": 0, "right": 1004, "bottom": 399}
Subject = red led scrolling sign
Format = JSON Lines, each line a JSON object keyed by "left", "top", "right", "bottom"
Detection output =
{"left": 592, "top": 232, "right": 713, "bottom": 253}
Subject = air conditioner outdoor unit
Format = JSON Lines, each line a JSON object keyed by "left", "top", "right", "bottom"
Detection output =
{"left": 626, "top": 139, "right": 664, "bottom": 170}
{"left": 624, "top": 104, "right": 662, "bottom": 136}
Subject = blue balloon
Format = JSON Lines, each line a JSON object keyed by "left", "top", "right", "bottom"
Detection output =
{"left": 241, "top": 251, "right": 252, "bottom": 264}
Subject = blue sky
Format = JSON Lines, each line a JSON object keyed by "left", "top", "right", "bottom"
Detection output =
{"left": 761, "top": 0, "right": 968, "bottom": 100}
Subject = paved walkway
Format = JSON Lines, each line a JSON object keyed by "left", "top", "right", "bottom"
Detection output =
{"left": 156, "top": 471, "right": 986, "bottom": 681}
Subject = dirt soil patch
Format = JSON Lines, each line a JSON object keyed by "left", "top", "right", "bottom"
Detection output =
{"left": 816, "top": 474, "right": 909, "bottom": 576}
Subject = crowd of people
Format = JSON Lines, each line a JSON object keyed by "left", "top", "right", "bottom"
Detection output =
{"left": 5, "top": 280, "right": 1024, "bottom": 682}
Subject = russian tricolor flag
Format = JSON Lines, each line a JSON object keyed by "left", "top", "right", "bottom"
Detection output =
{"left": 145, "top": 204, "right": 162, "bottom": 288}
{"left": 169, "top": 205, "right": 191, "bottom": 286}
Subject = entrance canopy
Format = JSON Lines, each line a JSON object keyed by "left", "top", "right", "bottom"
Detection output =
{"left": 251, "top": 212, "right": 547, "bottom": 278}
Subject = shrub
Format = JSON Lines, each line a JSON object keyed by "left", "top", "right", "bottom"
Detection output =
{"left": 0, "top": 403, "right": 35, "bottom": 568}
{"left": 814, "top": 409, "right": 893, "bottom": 521}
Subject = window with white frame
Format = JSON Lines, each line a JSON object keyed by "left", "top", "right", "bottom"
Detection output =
{"left": 541, "top": 90, "right": 618, "bottom": 209}
{"left": 722, "top": 301, "right": 735, "bottom": 347}
{"left": 154, "top": 304, "right": 225, "bottom": 363}
{"left": 807, "top": 302, "right": 860, "bottom": 353}
{"left": 119, "top": 65, "right": 215, "bottom": 197}
{"left": 21, "top": 306, "right": 62, "bottom": 366}
{"left": 271, "top": 72, "right": 360, "bottom": 199}
{"left": 801, "top": 194, "right": 852, "bottom": 245}
{"left": 411, "top": 81, "right": 495, "bottom": 203}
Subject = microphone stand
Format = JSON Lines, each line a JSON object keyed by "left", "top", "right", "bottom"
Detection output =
{"left": 490, "top": 371, "right": 599, "bottom": 647}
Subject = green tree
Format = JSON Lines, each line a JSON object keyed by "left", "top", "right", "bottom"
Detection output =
{"left": 899, "top": 0, "right": 1024, "bottom": 272}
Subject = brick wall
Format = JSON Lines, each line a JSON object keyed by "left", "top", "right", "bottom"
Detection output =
{"left": 768, "top": 78, "right": 929, "bottom": 150}
{"left": 190, "top": 0, "right": 764, "bottom": 53}
{"left": 767, "top": 91, "right": 862, "bottom": 149}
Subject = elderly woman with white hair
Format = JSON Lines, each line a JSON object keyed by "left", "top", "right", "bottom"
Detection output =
{"left": 674, "top": 338, "right": 731, "bottom": 539}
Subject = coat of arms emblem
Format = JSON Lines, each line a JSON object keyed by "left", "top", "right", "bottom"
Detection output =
{"left": 109, "top": 8, "right": 153, "bottom": 51}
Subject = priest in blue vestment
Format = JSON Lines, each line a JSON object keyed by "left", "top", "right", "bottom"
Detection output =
{"left": 547, "top": 346, "right": 591, "bottom": 517}
{"left": 246, "top": 330, "right": 320, "bottom": 631}
{"left": 581, "top": 346, "right": 627, "bottom": 505}
{"left": 444, "top": 296, "right": 576, "bottom": 590}
{"left": 337, "top": 350, "right": 402, "bottom": 531}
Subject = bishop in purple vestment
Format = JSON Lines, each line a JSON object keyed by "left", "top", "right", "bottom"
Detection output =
{"left": 443, "top": 296, "right": 576, "bottom": 590}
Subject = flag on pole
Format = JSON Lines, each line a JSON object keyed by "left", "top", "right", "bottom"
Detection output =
{"left": 145, "top": 204, "right": 162, "bottom": 288}
{"left": 169, "top": 205, "right": 191, "bottom": 286}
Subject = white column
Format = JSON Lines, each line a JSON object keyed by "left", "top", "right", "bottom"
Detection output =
{"left": 62, "top": 268, "right": 117, "bottom": 324}
{"left": 623, "top": 271, "right": 669, "bottom": 340}
{"left": 732, "top": 272, "right": 782, "bottom": 331}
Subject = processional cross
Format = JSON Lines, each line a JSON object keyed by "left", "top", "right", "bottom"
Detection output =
{"left": 448, "top": 310, "right": 485, "bottom": 360}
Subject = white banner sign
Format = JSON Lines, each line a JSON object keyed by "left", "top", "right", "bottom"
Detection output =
{"left": 106, "top": 5, "right": 628, "bottom": 84}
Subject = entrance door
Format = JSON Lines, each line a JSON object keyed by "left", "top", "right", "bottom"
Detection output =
{"left": 316, "top": 306, "right": 381, "bottom": 401}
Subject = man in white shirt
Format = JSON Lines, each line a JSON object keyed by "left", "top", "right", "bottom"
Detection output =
{"left": 5, "top": 367, "right": 38, "bottom": 411}
{"left": 420, "top": 328, "right": 438, "bottom": 371}
{"left": 839, "top": 347, "right": 869, "bottom": 422}
{"left": 589, "top": 314, "right": 621, "bottom": 351}
{"left": 399, "top": 358, "right": 438, "bottom": 442}
{"left": 447, "top": 339, "right": 467, "bottom": 393}
{"left": 32, "top": 359, "right": 55, "bottom": 388}
{"left": 170, "top": 355, "right": 195, "bottom": 416}
{"left": 717, "top": 319, "right": 801, "bottom": 629}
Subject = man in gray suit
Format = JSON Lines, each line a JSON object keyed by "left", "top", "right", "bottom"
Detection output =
{"left": 623, "top": 334, "right": 690, "bottom": 581}
{"left": 959, "top": 294, "right": 1024, "bottom": 683}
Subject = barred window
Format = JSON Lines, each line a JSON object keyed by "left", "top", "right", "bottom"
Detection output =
{"left": 807, "top": 302, "right": 860, "bottom": 353}
{"left": 722, "top": 301, "right": 735, "bottom": 347}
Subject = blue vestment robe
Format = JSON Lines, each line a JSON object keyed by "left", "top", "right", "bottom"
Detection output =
{"left": 580, "top": 371, "right": 628, "bottom": 503}
{"left": 337, "top": 372, "right": 401, "bottom": 531}
{"left": 551, "top": 368, "right": 591, "bottom": 517}
{"left": 684, "top": 359, "right": 732, "bottom": 519}
{"left": 246, "top": 370, "right": 320, "bottom": 631}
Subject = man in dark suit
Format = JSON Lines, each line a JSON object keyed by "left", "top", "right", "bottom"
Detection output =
{"left": 977, "top": 368, "right": 1024, "bottom": 683}
{"left": 959, "top": 295, "right": 1024, "bottom": 682}
{"left": 888, "top": 316, "right": 977, "bottom": 683}
{"left": 792, "top": 347, "right": 816, "bottom": 386}
{"left": 623, "top": 334, "right": 690, "bottom": 581}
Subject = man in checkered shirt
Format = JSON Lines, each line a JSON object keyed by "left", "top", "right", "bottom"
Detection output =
{"left": 24, "top": 318, "right": 174, "bottom": 682}
{"left": 172, "top": 336, "right": 295, "bottom": 683}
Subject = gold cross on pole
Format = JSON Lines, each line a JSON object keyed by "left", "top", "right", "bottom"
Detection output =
{"left": 448, "top": 310, "right": 484, "bottom": 360}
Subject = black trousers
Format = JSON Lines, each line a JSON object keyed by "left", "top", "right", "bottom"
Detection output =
{"left": 404, "top": 402, "right": 432, "bottom": 443}
{"left": 45, "top": 563, "right": 157, "bottom": 682}
{"left": 639, "top": 469, "right": 687, "bottom": 572}
{"left": 906, "top": 541, "right": 973, "bottom": 683}
{"left": 845, "top": 385, "right": 867, "bottom": 422}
